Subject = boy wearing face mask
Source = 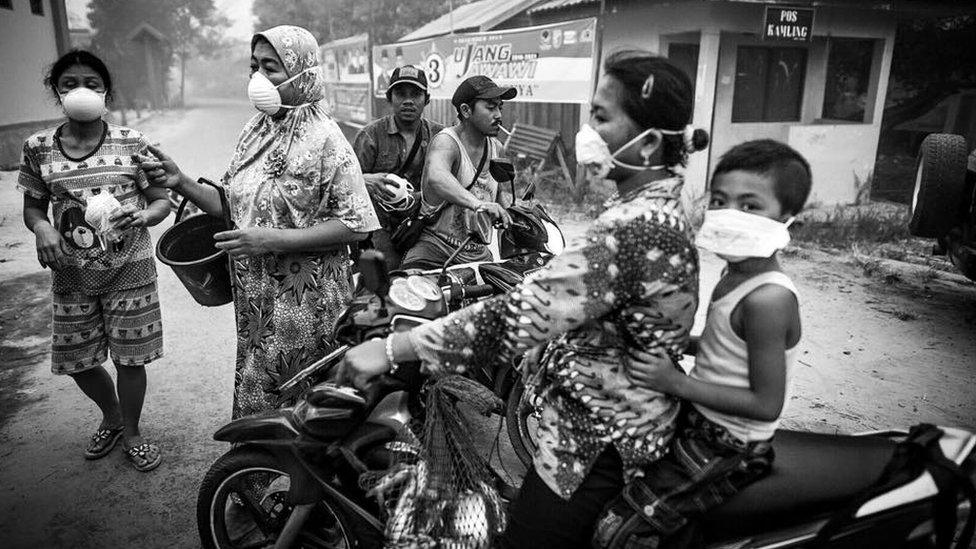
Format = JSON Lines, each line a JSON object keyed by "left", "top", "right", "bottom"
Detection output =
{"left": 594, "top": 139, "right": 811, "bottom": 548}
{"left": 18, "top": 50, "right": 171, "bottom": 472}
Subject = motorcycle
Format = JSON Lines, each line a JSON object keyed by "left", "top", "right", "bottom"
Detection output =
{"left": 197, "top": 164, "right": 976, "bottom": 548}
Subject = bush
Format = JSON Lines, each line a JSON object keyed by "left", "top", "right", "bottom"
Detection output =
{"left": 791, "top": 203, "right": 913, "bottom": 248}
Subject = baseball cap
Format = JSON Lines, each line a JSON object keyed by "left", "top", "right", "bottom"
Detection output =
{"left": 451, "top": 75, "right": 517, "bottom": 107}
{"left": 387, "top": 65, "right": 428, "bottom": 95}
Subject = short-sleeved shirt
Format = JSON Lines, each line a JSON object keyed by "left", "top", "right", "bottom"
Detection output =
{"left": 352, "top": 115, "right": 444, "bottom": 187}
{"left": 17, "top": 122, "right": 157, "bottom": 295}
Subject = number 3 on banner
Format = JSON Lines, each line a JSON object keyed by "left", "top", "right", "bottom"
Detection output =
{"left": 424, "top": 52, "right": 445, "bottom": 88}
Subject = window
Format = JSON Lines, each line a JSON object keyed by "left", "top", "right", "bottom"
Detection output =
{"left": 30, "top": 0, "right": 44, "bottom": 15}
{"left": 732, "top": 46, "right": 807, "bottom": 123}
{"left": 668, "top": 43, "right": 700, "bottom": 98}
{"left": 0, "top": 0, "right": 13, "bottom": 11}
{"left": 822, "top": 39, "right": 875, "bottom": 122}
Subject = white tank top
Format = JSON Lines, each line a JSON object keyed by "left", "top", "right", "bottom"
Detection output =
{"left": 690, "top": 271, "right": 800, "bottom": 442}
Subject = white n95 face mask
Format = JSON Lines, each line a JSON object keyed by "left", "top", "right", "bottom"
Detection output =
{"left": 574, "top": 123, "right": 687, "bottom": 180}
{"left": 696, "top": 208, "right": 795, "bottom": 263}
{"left": 60, "top": 88, "right": 107, "bottom": 122}
{"left": 247, "top": 67, "right": 316, "bottom": 115}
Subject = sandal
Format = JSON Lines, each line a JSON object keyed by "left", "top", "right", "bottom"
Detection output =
{"left": 84, "top": 426, "right": 124, "bottom": 460}
{"left": 123, "top": 441, "right": 162, "bottom": 472}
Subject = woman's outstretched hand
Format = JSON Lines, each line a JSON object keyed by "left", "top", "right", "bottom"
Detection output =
{"left": 133, "top": 145, "right": 183, "bottom": 189}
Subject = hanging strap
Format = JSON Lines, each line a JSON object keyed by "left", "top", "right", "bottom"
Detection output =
{"left": 394, "top": 127, "right": 425, "bottom": 180}
{"left": 425, "top": 138, "right": 489, "bottom": 225}
{"left": 810, "top": 424, "right": 975, "bottom": 548}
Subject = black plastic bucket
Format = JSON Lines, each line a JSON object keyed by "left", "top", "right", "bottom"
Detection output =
{"left": 155, "top": 180, "right": 234, "bottom": 307}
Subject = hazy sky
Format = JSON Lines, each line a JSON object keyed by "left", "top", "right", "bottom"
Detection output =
{"left": 215, "top": 0, "right": 255, "bottom": 42}
{"left": 66, "top": 0, "right": 255, "bottom": 42}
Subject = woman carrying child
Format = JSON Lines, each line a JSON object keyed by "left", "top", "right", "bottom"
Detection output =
{"left": 342, "top": 50, "right": 709, "bottom": 547}
{"left": 599, "top": 139, "right": 812, "bottom": 547}
{"left": 18, "top": 50, "right": 171, "bottom": 471}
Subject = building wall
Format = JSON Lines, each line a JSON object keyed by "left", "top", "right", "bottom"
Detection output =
{"left": 598, "top": 0, "right": 897, "bottom": 205}
{"left": 0, "top": 0, "right": 68, "bottom": 166}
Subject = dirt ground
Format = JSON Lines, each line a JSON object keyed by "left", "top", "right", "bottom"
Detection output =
{"left": 2, "top": 102, "right": 975, "bottom": 548}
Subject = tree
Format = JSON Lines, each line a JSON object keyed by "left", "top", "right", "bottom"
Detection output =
{"left": 88, "top": 0, "right": 225, "bottom": 109}
{"left": 252, "top": 0, "right": 477, "bottom": 45}
{"left": 882, "top": 15, "right": 976, "bottom": 132}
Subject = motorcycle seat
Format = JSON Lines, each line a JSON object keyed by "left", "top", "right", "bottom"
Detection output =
{"left": 702, "top": 429, "right": 898, "bottom": 540}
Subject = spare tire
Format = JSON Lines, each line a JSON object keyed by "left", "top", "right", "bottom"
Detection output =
{"left": 909, "top": 133, "right": 969, "bottom": 237}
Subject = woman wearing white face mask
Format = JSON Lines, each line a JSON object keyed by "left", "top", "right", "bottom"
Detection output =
{"left": 340, "top": 50, "right": 708, "bottom": 547}
{"left": 135, "top": 26, "right": 380, "bottom": 419}
{"left": 18, "top": 50, "right": 172, "bottom": 471}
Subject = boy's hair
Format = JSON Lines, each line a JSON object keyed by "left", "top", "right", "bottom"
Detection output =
{"left": 713, "top": 139, "right": 812, "bottom": 215}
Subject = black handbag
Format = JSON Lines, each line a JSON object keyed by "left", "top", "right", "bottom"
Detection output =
{"left": 390, "top": 138, "right": 488, "bottom": 254}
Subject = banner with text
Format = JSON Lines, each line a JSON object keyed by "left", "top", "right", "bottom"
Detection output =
{"left": 320, "top": 34, "right": 372, "bottom": 125}
{"left": 372, "top": 18, "right": 597, "bottom": 104}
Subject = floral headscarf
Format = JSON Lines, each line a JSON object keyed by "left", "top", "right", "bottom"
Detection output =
{"left": 251, "top": 25, "right": 325, "bottom": 104}
{"left": 227, "top": 25, "right": 329, "bottom": 179}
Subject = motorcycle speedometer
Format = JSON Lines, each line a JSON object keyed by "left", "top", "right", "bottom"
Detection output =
{"left": 407, "top": 275, "right": 442, "bottom": 301}
{"left": 389, "top": 279, "right": 426, "bottom": 311}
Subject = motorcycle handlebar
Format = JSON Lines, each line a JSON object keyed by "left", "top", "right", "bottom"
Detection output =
{"left": 457, "top": 283, "right": 496, "bottom": 300}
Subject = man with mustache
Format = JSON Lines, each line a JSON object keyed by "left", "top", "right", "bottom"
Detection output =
{"left": 353, "top": 65, "right": 443, "bottom": 269}
{"left": 400, "top": 75, "right": 515, "bottom": 270}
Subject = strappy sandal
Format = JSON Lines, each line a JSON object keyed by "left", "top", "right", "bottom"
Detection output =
{"left": 84, "top": 426, "right": 124, "bottom": 460}
{"left": 123, "top": 441, "right": 162, "bottom": 472}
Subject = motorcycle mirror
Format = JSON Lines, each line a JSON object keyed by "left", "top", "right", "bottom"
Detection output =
{"left": 359, "top": 250, "right": 390, "bottom": 299}
{"left": 488, "top": 158, "right": 515, "bottom": 183}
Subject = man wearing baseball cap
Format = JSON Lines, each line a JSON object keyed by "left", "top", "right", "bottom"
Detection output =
{"left": 399, "top": 75, "right": 517, "bottom": 270}
{"left": 353, "top": 65, "right": 444, "bottom": 269}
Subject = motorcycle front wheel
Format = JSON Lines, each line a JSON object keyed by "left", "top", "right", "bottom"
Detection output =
{"left": 197, "top": 447, "right": 356, "bottom": 549}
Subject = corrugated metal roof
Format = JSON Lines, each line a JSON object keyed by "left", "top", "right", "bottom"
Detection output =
{"left": 527, "top": 0, "right": 598, "bottom": 14}
{"left": 400, "top": 0, "right": 542, "bottom": 42}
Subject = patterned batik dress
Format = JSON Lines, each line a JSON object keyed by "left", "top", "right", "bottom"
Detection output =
{"left": 227, "top": 25, "right": 380, "bottom": 418}
{"left": 408, "top": 176, "right": 700, "bottom": 499}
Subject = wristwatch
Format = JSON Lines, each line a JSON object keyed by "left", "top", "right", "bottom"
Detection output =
{"left": 385, "top": 334, "right": 400, "bottom": 376}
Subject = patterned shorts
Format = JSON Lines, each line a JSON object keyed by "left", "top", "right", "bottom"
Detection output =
{"left": 51, "top": 282, "right": 163, "bottom": 375}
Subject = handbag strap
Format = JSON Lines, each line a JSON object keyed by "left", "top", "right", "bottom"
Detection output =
{"left": 425, "top": 138, "right": 489, "bottom": 225}
{"left": 395, "top": 126, "right": 425, "bottom": 180}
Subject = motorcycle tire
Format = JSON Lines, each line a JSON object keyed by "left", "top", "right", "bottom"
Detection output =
{"left": 505, "top": 379, "right": 540, "bottom": 469}
{"left": 909, "top": 133, "right": 969, "bottom": 238}
{"left": 197, "top": 446, "right": 366, "bottom": 549}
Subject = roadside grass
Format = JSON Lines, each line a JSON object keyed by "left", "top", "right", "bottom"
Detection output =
{"left": 791, "top": 202, "right": 913, "bottom": 250}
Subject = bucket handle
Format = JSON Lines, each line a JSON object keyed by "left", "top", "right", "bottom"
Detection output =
{"left": 174, "top": 178, "right": 234, "bottom": 232}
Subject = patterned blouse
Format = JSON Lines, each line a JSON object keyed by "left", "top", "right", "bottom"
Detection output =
{"left": 17, "top": 123, "right": 157, "bottom": 295}
{"left": 408, "top": 176, "right": 699, "bottom": 498}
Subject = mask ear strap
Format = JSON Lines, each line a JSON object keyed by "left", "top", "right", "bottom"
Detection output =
{"left": 276, "top": 65, "right": 319, "bottom": 89}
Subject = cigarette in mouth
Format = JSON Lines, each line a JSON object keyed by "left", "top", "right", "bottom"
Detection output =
{"left": 497, "top": 124, "right": 511, "bottom": 136}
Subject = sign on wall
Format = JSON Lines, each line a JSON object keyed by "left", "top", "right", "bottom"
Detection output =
{"left": 320, "top": 34, "right": 372, "bottom": 125}
{"left": 762, "top": 6, "right": 814, "bottom": 42}
{"left": 372, "top": 18, "right": 597, "bottom": 104}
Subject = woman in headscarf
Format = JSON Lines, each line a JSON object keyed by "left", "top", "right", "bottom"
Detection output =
{"left": 137, "top": 26, "right": 380, "bottom": 418}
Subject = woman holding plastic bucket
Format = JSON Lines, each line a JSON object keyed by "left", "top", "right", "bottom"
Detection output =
{"left": 135, "top": 26, "right": 380, "bottom": 418}
{"left": 18, "top": 50, "right": 170, "bottom": 471}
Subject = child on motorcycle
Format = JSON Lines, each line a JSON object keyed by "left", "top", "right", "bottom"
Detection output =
{"left": 593, "top": 139, "right": 812, "bottom": 548}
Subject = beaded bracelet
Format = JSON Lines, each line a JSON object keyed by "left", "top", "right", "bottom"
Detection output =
{"left": 385, "top": 334, "right": 400, "bottom": 376}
